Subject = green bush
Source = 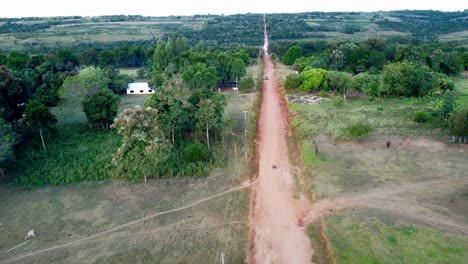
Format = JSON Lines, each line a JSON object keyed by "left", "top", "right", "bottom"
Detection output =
{"left": 414, "top": 110, "right": 430, "bottom": 123}
{"left": 184, "top": 142, "right": 210, "bottom": 162}
{"left": 347, "top": 122, "right": 372, "bottom": 139}
{"left": 331, "top": 96, "right": 345, "bottom": 107}
{"left": 319, "top": 90, "right": 328, "bottom": 97}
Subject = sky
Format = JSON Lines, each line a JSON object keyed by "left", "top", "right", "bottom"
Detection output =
{"left": 1, "top": 0, "right": 466, "bottom": 18}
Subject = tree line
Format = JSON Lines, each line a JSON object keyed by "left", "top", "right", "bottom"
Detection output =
{"left": 280, "top": 38, "right": 467, "bottom": 142}
{"left": 0, "top": 33, "right": 253, "bottom": 183}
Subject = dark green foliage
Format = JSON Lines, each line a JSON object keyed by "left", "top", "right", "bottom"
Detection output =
{"left": 35, "top": 83, "right": 59, "bottom": 106}
{"left": 14, "top": 125, "right": 120, "bottom": 186}
{"left": 284, "top": 73, "right": 301, "bottom": 90}
{"left": 347, "top": 122, "right": 372, "bottom": 139}
{"left": 24, "top": 99, "right": 57, "bottom": 129}
{"left": 230, "top": 58, "right": 247, "bottom": 81}
{"left": 328, "top": 71, "right": 356, "bottom": 95}
{"left": 414, "top": 110, "right": 430, "bottom": 123}
{"left": 441, "top": 91, "right": 456, "bottom": 119}
{"left": 24, "top": 99, "right": 57, "bottom": 150}
{"left": 239, "top": 76, "right": 255, "bottom": 91}
{"left": 81, "top": 89, "right": 121, "bottom": 129}
{"left": 282, "top": 46, "right": 302, "bottom": 65}
{"left": 110, "top": 73, "right": 133, "bottom": 94}
{"left": 0, "top": 117, "right": 16, "bottom": 176}
{"left": 0, "top": 66, "right": 24, "bottom": 122}
{"left": 355, "top": 73, "right": 380, "bottom": 97}
{"left": 380, "top": 62, "right": 435, "bottom": 97}
{"left": 184, "top": 142, "right": 210, "bottom": 162}
{"left": 294, "top": 56, "right": 315, "bottom": 73}
{"left": 182, "top": 62, "right": 218, "bottom": 89}
{"left": 448, "top": 109, "right": 468, "bottom": 143}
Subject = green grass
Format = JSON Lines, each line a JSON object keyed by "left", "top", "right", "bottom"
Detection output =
{"left": 13, "top": 125, "right": 121, "bottom": 186}
{"left": 118, "top": 67, "right": 142, "bottom": 77}
{"left": 454, "top": 77, "right": 468, "bottom": 108}
{"left": 12, "top": 92, "right": 253, "bottom": 186}
{"left": 310, "top": 209, "right": 468, "bottom": 264}
{"left": 291, "top": 97, "right": 444, "bottom": 141}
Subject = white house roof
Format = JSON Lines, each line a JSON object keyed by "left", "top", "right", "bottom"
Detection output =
{"left": 127, "top": 82, "right": 149, "bottom": 89}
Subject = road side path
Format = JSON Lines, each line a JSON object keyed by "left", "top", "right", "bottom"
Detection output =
{"left": 251, "top": 17, "right": 313, "bottom": 264}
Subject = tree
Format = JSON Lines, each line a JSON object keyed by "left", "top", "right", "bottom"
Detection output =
{"left": 284, "top": 73, "right": 301, "bottom": 90}
{"left": 441, "top": 91, "right": 456, "bottom": 119}
{"left": 146, "top": 77, "right": 191, "bottom": 144}
{"left": 110, "top": 73, "right": 133, "bottom": 94}
{"left": 182, "top": 62, "right": 218, "bottom": 89}
{"left": 327, "top": 71, "right": 356, "bottom": 98}
{"left": 355, "top": 72, "right": 380, "bottom": 97}
{"left": 216, "top": 52, "right": 233, "bottom": 84}
{"left": 24, "top": 99, "right": 57, "bottom": 151}
{"left": 111, "top": 106, "right": 168, "bottom": 180}
{"left": 239, "top": 76, "right": 255, "bottom": 91}
{"left": 380, "top": 62, "right": 435, "bottom": 97}
{"left": 448, "top": 108, "right": 468, "bottom": 143}
{"left": 294, "top": 56, "right": 314, "bottom": 73}
{"left": 299, "top": 68, "right": 328, "bottom": 91}
{"left": 282, "top": 45, "right": 302, "bottom": 65}
{"left": 0, "top": 66, "right": 24, "bottom": 122}
{"left": 230, "top": 58, "right": 246, "bottom": 81}
{"left": 0, "top": 117, "right": 16, "bottom": 177}
{"left": 82, "top": 89, "right": 121, "bottom": 129}
{"left": 195, "top": 99, "right": 218, "bottom": 149}
{"left": 60, "top": 66, "right": 110, "bottom": 105}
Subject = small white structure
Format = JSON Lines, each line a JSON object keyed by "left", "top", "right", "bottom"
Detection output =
{"left": 24, "top": 230, "right": 35, "bottom": 241}
{"left": 126, "top": 83, "right": 155, "bottom": 95}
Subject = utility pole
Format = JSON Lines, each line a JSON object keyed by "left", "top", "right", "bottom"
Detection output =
{"left": 243, "top": 110, "right": 248, "bottom": 159}
{"left": 221, "top": 252, "right": 225, "bottom": 264}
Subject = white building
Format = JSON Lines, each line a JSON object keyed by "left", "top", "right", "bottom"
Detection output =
{"left": 126, "top": 82, "right": 155, "bottom": 95}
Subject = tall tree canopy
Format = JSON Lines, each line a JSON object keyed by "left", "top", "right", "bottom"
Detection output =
{"left": 111, "top": 106, "right": 168, "bottom": 179}
{"left": 82, "top": 88, "right": 121, "bottom": 129}
{"left": 0, "top": 117, "right": 16, "bottom": 176}
{"left": 60, "top": 66, "right": 109, "bottom": 105}
{"left": 0, "top": 66, "right": 24, "bottom": 122}
{"left": 24, "top": 99, "right": 57, "bottom": 150}
{"left": 282, "top": 45, "right": 302, "bottom": 65}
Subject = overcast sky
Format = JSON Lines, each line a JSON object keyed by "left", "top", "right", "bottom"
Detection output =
{"left": 1, "top": 0, "right": 466, "bottom": 18}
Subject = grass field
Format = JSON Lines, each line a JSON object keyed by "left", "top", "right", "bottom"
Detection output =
{"left": 118, "top": 67, "right": 142, "bottom": 78}
{"left": 0, "top": 90, "right": 255, "bottom": 263}
{"left": 454, "top": 77, "right": 468, "bottom": 107}
{"left": 285, "top": 67, "right": 468, "bottom": 262}
{"left": 308, "top": 208, "right": 468, "bottom": 264}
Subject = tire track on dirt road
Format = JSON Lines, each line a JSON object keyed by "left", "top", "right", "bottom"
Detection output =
{"left": 249, "top": 15, "right": 313, "bottom": 264}
{"left": 301, "top": 177, "right": 468, "bottom": 235}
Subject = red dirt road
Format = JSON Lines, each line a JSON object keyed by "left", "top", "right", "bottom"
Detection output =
{"left": 249, "top": 16, "right": 313, "bottom": 264}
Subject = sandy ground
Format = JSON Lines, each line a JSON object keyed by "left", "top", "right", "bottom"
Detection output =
{"left": 250, "top": 16, "right": 313, "bottom": 264}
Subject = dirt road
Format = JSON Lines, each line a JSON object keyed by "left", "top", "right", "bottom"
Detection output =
{"left": 250, "top": 16, "right": 313, "bottom": 264}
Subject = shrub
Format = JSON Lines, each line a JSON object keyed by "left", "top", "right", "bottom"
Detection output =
{"left": 184, "top": 142, "right": 210, "bottom": 162}
{"left": 448, "top": 108, "right": 468, "bottom": 143}
{"left": 347, "top": 122, "right": 372, "bottom": 139}
{"left": 284, "top": 73, "right": 301, "bottom": 90}
{"left": 319, "top": 90, "right": 328, "bottom": 97}
{"left": 331, "top": 96, "right": 345, "bottom": 107}
{"left": 414, "top": 110, "right": 430, "bottom": 123}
